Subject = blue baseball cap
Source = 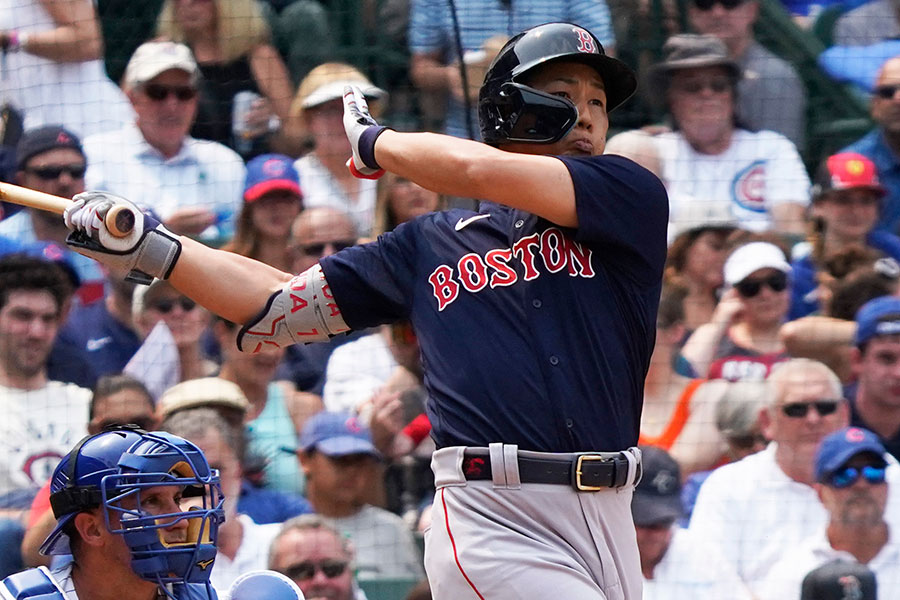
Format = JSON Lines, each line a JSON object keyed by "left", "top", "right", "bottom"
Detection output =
{"left": 854, "top": 295, "right": 900, "bottom": 347}
{"left": 243, "top": 154, "right": 302, "bottom": 203}
{"left": 815, "top": 427, "right": 887, "bottom": 483}
{"left": 298, "top": 411, "right": 379, "bottom": 457}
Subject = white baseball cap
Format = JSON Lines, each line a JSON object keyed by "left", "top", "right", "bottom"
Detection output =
{"left": 723, "top": 241, "right": 792, "bottom": 286}
{"left": 124, "top": 41, "right": 200, "bottom": 89}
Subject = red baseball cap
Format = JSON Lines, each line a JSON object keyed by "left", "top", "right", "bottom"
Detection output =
{"left": 813, "top": 152, "right": 886, "bottom": 200}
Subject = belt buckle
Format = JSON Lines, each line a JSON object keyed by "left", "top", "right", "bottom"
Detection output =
{"left": 573, "top": 454, "right": 607, "bottom": 491}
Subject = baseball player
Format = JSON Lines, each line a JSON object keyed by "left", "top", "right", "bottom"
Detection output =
{"left": 63, "top": 22, "right": 668, "bottom": 599}
{"left": 1, "top": 426, "right": 225, "bottom": 600}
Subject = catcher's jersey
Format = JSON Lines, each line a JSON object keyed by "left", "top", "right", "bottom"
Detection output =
{"left": 320, "top": 154, "right": 668, "bottom": 452}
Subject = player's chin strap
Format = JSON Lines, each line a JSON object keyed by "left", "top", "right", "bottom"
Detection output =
{"left": 236, "top": 264, "right": 351, "bottom": 353}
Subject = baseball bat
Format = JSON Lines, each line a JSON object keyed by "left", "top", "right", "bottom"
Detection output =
{"left": 0, "top": 182, "right": 135, "bottom": 237}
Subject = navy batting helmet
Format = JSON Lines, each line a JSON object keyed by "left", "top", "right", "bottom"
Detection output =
{"left": 478, "top": 22, "right": 637, "bottom": 145}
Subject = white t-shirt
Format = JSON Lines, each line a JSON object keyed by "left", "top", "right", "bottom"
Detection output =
{"left": 654, "top": 129, "right": 810, "bottom": 236}
{"left": 209, "top": 514, "right": 282, "bottom": 593}
{"left": 0, "top": 381, "right": 90, "bottom": 494}
{"left": 0, "top": 0, "right": 134, "bottom": 137}
{"left": 83, "top": 123, "right": 245, "bottom": 242}
{"left": 756, "top": 527, "right": 900, "bottom": 600}
{"left": 295, "top": 153, "right": 377, "bottom": 238}
{"left": 643, "top": 527, "right": 754, "bottom": 600}
{"left": 322, "top": 331, "right": 396, "bottom": 414}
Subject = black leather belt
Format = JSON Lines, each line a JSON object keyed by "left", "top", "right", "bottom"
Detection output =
{"left": 461, "top": 449, "right": 636, "bottom": 491}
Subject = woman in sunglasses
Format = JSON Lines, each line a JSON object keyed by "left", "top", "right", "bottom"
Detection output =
{"left": 681, "top": 240, "right": 792, "bottom": 379}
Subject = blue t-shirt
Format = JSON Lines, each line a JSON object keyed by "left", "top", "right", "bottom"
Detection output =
{"left": 237, "top": 480, "right": 312, "bottom": 525}
{"left": 321, "top": 155, "right": 668, "bottom": 452}
{"left": 843, "top": 130, "right": 900, "bottom": 234}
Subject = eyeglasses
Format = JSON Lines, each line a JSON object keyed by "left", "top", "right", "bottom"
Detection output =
{"left": 780, "top": 400, "right": 840, "bottom": 418}
{"left": 693, "top": 0, "right": 745, "bottom": 9}
{"left": 827, "top": 464, "right": 887, "bottom": 488}
{"left": 735, "top": 271, "right": 788, "bottom": 298}
{"left": 874, "top": 84, "right": 900, "bottom": 100}
{"left": 143, "top": 84, "right": 198, "bottom": 102}
{"left": 671, "top": 77, "right": 732, "bottom": 95}
{"left": 282, "top": 559, "right": 349, "bottom": 581}
{"left": 149, "top": 297, "right": 197, "bottom": 313}
{"left": 25, "top": 164, "right": 86, "bottom": 180}
{"left": 293, "top": 240, "right": 355, "bottom": 257}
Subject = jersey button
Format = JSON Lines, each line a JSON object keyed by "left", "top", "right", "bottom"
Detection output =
{"left": 565, "top": 418, "right": 574, "bottom": 428}
{"left": 549, "top": 355, "right": 559, "bottom": 366}
{"left": 515, "top": 219, "right": 525, "bottom": 228}
{"left": 532, "top": 299, "right": 542, "bottom": 308}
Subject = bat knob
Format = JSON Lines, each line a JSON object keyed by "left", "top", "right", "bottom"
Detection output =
{"left": 105, "top": 205, "right": 136, "bottom": 237}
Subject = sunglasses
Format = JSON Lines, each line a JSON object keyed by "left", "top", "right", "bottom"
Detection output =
{"left": 97, "top": 418, "right": 156, "bottom": 431}
{"left": 780, "top": 400, "right": 840, "bottom": 418}
{"left": 25, "top": 164, "right": 86, "bottom": 180}
{"left": 874, "top": 84, "right": 900, "bottom": 100}
{"left": 149, "top": 297, "right": 197, "bottom": 313}
{"left": 294, "top": 240, "right": 355, "bottom": 257}
{"left": 827, "top": 464, "right": 886, "bottom": 488}
{"left": 735, "top": 271, "right": 788, "bottom": 298}
{"left": 693, "top": 0, "right": 745, "bottom": 9}
{"left": 143, "top": 84, "right": 198, "bottom": 102}
{"left": 282, "top": 559, "right": 349, "bottom": 581}
{"left": 671, "top": 77, "right": 732, "bottom": 95}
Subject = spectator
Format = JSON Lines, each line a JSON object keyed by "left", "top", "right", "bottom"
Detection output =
{"left": 649, "top": 34, "right": 810, "bottom": 236}
{"left": 269, "top": 514, "right": 362, "bottom": 600}
{"left": 681, "top": 241, "right": 792, "bottom": 381}
{"left": 847, "top": 296, "right": 900, "bottom": 461}
{"left": 758, "top": 427, "right": 900, "bottom": 598}
{"left": 790, "top": 152, "right": 900, "bottom": 319}
{"left": 0, "top": 0, "right": 133, "bottom": 136}
{"left": 633, "top": 446, "right": 752, "bottom": 599}
{"left": 372, "top": 173, "right": 442, "bottom": 237}
{"left": 155, "top": 0, "right": 294, "bottom": 159}
{"left": 0, "top": 125, "right": 105, "bottom": 304}
{"left": 687, "top": 0, "right": 807, "bottom": 150}
{"left": 688, "top": 358, "right": 849, "bottom": 595}
{"left": 407, "top": 0, "right": 616, "bottom": 140}
{"left": 83, "top": 40, "right": 245, "bottom": 244}
{"left": 161, "top": 407, "right": 288, "bottom": 592}
{"left": 296, "top": 411, "right": 425, "bottom": 580}
{"left": 289, "top": 63, "right": 386, "bottom": 238}
{"left": 833, "top": 0, "right": 900, "bottom": 46}
{"left": 222, "top": 153, "right": 303, "bottom": 272}
{"left": 842, "top": 55, "right": 900, "bottom": 234}
{"left": 0, "top": 254, "right": 89, "bottom": 496}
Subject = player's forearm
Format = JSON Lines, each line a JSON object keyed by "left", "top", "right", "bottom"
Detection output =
{"left": 374, "top": 130, "right": 578, "bottom": 226}
{"left": 169, "top": 238, "right": 293, "bottom": 325}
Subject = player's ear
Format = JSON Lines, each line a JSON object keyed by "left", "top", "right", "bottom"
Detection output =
{"left": 73, "top": 510, "right": 105, "bottom": 548}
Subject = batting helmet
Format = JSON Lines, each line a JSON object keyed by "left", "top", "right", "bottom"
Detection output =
{"left": 478, "top": 22, "right": 637, "bottom": 145}
{"left": 41, "top": 427, "right": 224, "bottom": 598}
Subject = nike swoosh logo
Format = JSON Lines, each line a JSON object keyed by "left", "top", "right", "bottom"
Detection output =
{"left": 86, "top": 336, "right": 112, "bottom": 352}
{"left": 454, "top": 214, "right": 490, "bottom": 231}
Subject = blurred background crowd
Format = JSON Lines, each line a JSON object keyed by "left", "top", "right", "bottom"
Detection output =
{"left": 2, "top": 0, "right": 900, "bottom": 598}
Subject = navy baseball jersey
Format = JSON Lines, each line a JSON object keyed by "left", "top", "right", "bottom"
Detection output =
{"left": 320, "top": 155, "right": 668, "bottom": 452}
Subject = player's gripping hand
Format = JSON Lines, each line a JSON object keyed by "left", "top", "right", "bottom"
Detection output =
{"left": 342, "top": 85, "right": 391, "bottom": 180}
{"left": 63, "top": 191, "right": 182, "bottom": 285}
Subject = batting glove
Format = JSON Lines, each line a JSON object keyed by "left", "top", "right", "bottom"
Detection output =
{"left": 64, "top": 191, "right": 182, "bottom": 285}
{"left": 343, "top": 85, "right": 390, "bottom": 179}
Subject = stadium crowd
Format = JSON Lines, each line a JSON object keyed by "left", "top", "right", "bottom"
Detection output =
{"left": 1, "top": 0, "right": 900, "bottom": 598}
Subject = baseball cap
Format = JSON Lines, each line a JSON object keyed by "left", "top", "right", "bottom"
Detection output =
{"left": 723, "top": 241, "right": 792, "bottom": 286}
{"left": 854, "top": 295, "right": 900, "bottom": 346}
{"left": 16, "top": 125, "right": 84, "bottom": 170}
{"left": 123, "top": 41, "right": 199, "bottom": 90}
{"left": 20, "top": 241, "right": 81, "bottom": 289}
{"left": 812, "top": 152, "right": 886, "bottom": 201}
{"left": 631, "top": 446, "right": 683, "bottom": 527}
{"left": 243, "top": 154, "right": 302, "bottom": 203}
{"left": 801, "top": 559, "right": 877, "bottom": 600}
{"left": 157, "top": 377, "right": 250, "bottom": 420}
{"left": 297, "top": 411, "right": 379, "bottom": 457}
{"left": 814, "top": 427, "right": 888, "bottom": 483}
{"left": 292, "top": 62, "right": 386, "bottom": 114}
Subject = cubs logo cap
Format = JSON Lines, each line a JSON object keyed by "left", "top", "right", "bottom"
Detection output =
{"left": 243, "top": 153, "right": 302, "bottom": 203}
{"left": 812, "top": 152, "right": 886, "bottom": 200}
{"left": 298, "top": 411, "right": 380, "bottom": 457}
{"left": 854, "top": 295, "right": 900, "bottom": 347}
{"left": 631, "top": 446, "right": 683, "bottom": 527}
{"left": 814, "top": 427, "right": 887, "bottom": 483}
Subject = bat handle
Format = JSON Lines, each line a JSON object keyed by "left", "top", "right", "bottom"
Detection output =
{"left": 103, "top": 204, "right": 136, "bottom": 238}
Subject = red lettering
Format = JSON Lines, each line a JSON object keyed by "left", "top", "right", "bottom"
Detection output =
{"left": 290, "top": 294, "right": 308, "bottom": 313}
{"left": 540, "top": 228, "right": 567, "bottom": 273}
{"left": 290, "top": 273, "right": 308, "bottom": 291}
{"left": 512, "top": 234, "right": 541, "bottom": 280}
{"left": 326, "top": 303, "right": 341, "bottom": 317}
{"left": 428, "top": 265, "right": 460, "bottom": 311}
{"left": 295, "top": 328, "right": 322, "bottom": 337}
{"left": 485, "top": 248, "right": 517, "bottom": 288}
{"left": 321, "top": 283, "right": 334, "bottom": 299}
{"left": 565, "top": 238, "right": 595, "bottom": 277}
{"left": 458, "top": 253, "right": 489, "bottom": 293}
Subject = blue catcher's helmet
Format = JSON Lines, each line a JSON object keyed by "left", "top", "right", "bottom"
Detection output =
{"left": 41, "top": 427, "right": 225, "bottom": 596}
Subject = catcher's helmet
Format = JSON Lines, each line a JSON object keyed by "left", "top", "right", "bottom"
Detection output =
{"left": 478, "top": 22, "right": 637, "bottom": 145}
{"left": 41, "top": 427, "right": 224, "bottom": 597}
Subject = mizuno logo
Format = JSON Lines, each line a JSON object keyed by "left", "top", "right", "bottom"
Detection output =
{"left": 454, "top": 214, "right": 490, "bottom": 231}
{"left": 196, "top": 558, "right": 215, "bottom": 570}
